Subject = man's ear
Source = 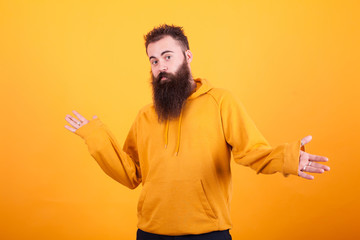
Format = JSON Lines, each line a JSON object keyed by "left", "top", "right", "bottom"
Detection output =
{"left": 185, "top": 50, "right": 193, "bottom": 63}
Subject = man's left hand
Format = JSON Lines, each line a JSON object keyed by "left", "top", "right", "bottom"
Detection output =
{"left": 298, "top": 135, "right": 330, "bottom": 180}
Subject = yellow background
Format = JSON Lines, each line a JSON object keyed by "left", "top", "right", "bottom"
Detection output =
{"left": 1, "top": 0, "right": 359, "bottom": 239}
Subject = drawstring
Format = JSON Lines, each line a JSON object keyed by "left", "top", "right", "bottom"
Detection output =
{"left": 175, "top": 109, "right": 183, "bottom": 156}
{"left": 164, "top": 119, "right": 169, "bottom": 148}
{"left": 163, "top": 109, "right": 183, "bottom": 156}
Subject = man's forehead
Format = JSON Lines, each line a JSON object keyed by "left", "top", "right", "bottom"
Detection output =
{"left": 147, "top": 36, "right": 183, "bottom": 56}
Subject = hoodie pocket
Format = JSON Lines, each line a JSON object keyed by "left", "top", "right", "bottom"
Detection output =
{"left": 137, "top": 179, "right": 218, "bottom": 232}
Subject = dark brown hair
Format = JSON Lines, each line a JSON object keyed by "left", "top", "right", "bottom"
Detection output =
{"left": 144, "top": 24, "right": 190, "bottom": 52}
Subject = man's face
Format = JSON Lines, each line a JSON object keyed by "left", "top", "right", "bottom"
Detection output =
{"left": 147, "top": 36, "right": 194, "bottom": 122}
{"left": 147, "top": 36, "right": 191, "bottom": 81}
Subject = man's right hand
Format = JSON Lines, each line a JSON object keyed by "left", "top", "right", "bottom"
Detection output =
{"left": 65, "top": 110, "right": 97, "bottom": 133}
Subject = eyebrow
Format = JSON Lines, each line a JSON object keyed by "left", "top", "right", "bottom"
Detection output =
{"left": 149, "top": 50, "right": 174, "bottom": 60}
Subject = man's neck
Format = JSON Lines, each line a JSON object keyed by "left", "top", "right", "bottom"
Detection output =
{"left": 189, "top": 77, "right": 197, "bottom": 94}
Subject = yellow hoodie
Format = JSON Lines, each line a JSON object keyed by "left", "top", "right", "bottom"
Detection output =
{"left": 75, "top": 78, "right": 301, "bottom": 236}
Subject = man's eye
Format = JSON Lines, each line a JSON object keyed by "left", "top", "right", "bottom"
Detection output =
{"left": 166, "top": 56, "right": 171, "bottom": 60}
{"left": 152, "top": 60, "right": 158, "bottom": 65}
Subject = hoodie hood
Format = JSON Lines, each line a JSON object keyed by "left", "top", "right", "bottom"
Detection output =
{"left": 188, "top": 78, "right": 213, "bottom": 100}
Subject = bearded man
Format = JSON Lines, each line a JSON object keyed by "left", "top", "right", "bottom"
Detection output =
{"left": 65, "top": 24, "right": 330, "bottom": 240}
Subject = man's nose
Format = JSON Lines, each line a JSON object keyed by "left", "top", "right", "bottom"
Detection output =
{"left": 159, "top": 61, "right": 168, "bottom": 72}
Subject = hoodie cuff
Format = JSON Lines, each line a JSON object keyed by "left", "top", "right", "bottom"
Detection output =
{"left": 75, "top": 118, "right": 104, "bottom": 139}
{"left": 282, "top": 140, "right": 302, "bottom": 177}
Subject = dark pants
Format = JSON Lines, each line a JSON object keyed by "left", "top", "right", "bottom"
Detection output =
{"left": 137, "top": 229, "right": 232, "bottom": 240}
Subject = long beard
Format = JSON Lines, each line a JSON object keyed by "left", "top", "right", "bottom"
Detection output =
{"left": 151, "top": 60, "right": 193, "bottom": 122}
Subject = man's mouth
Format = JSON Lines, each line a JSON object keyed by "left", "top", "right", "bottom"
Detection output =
{"left": 157, "top": 73, "right": 172, "bottom": 83}
{"left": 158, "top": 75, "right": 171, "bottom": 83}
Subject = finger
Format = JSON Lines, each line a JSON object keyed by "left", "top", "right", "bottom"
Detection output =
{"left": 308, "top": 162, "right": 331, "bottom": 171}
{"left": 65, "top": 115, "right": 81, "bottom": 129}
{"left": 308, "top": 153, "right": 329, "bottom": 162}
{"left": 93, "top": 115, "right": 98, "bottom": 119}
{"left": 301, "top": 135, "right": 312, "bottom": 146}
{"left": 65, "top": 114, "right": 80, "bottom": 125}
{"left": 302, "top": 166, "right": 325, "bottom": 173}
{"left": 64, "top": 125, "right": 76, "bottom": 133}
{"left": 72, "top": 110, "right": 88, "bottom": 123}
{"left": 298, "top": 171, "right": 314, "bottom": 180}
{"left": 65, "top": 114, "right": 80, "bottom": 122}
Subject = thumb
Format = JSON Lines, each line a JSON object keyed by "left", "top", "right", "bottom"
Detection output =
{"left": 92, "top": 115, "right": 98, "bottom": 119}
{"left": 301, "top": 135, "right": 312, "bottom": 146}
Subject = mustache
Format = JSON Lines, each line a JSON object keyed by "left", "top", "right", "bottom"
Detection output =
{"left": 155, "top": 72, "right": 175, "bottom": 83}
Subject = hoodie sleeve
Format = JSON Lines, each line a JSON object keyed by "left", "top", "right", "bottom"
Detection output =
{"left": 220, "top": 91, "right": 300, "bottom": 177}
{"left": 75, "top": 118, "right": 142, "bottom": 189}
